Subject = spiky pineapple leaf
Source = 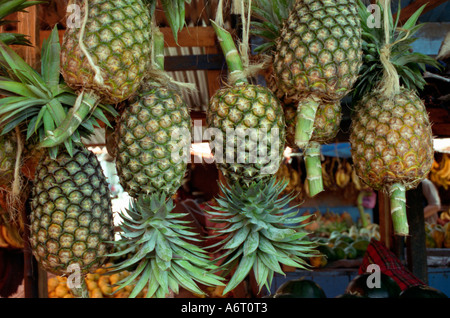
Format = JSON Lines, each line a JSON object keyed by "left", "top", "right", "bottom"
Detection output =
{"left": 0, "top": 27, "right": 116, "bottom": 157}
{"left": 110, "top": 194, "right": 225, "bottom": 298}
{"left": 206, "top": 178, "right": 320, "bottom": 294}
{"left": 222, "top": 252, "right": 256, "bottom": 295}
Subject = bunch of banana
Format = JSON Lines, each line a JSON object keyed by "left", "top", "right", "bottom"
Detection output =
{"left": 440, "top": 211, "right": 450, "bottom": 222}
{"left": 275, "top": 162, "right": 303, "bottom": 199}
{"left": 0, "top": 214, "right": 23, "bottom": 249}
{"left": 336, "top": 160, "right": 352, "bottom": 189}
{"left": 430, "top": 154, "right": 450, "bottom": 190}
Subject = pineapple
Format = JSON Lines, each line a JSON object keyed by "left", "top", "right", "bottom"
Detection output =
{"left": 39, "top": 0, "right": 152, "bottom": 148}
{"left": 273, "top": 0, "right": 362, "bottom": 127}
{"left": 267, "top": 0, "right": 362, "bottom": 196}
{"left": 349, "top": 1, "right": 440, "bottom": 236}
{"left": 251, "top": 0, "right": 361, "bottom": 196}
{"left": 207, "top": 82, "right": 286, "bottom": 187}
{"left": 30, "top": 145, "right": 114, "bottom": 276}
{"left": 115, "top": 85, "right": 191, "bottom": 198}
{"left": 0, "top": 28, "right": 116, "bottom": 296}
{"left": 0, "top": 132, "right": 16, "bottom": 188}
{"left": 110, "top": 29, "right": 225, "bottom": 298}
{"left": 205, "top": 21, "right": 319, "bottom": 295}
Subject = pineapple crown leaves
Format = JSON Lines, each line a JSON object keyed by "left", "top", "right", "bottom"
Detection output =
{"left": 0, "top": 0, "right": 46, "bottom": 46}
{"left": 143, "top": 0, "right": 190, "bottom": 44}
{"left": 108, "top": 193, "right": 225, "bottom": 298}
{"left": 205, "top": 177, "right": 320, "bottom": 295}
{"left": 352, "top": 0, "right": 442, "bottom": 103}
{"left": 250, "top": 0, "right": 295, "bottom": 54}
{"left": 0, "top": 26, "right": 117, "bottom": 159}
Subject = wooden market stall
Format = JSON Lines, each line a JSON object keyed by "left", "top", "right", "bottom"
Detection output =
{"left": 0, "top": 0, "right": 449, "bottom": 299}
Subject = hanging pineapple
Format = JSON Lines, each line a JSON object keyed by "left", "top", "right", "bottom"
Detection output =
{"left": 38, "top": 0, "right": 152, "bottom": 149}
{"left": 0, "top": 28, "right": 117, "bottom": 297}
{"left": 268, "top": 0, "right": 362, "bottom": 196}
{"left": 349, "top": 1, "right": 440, "bottom": 236}
{"left": 109, "top": 28, "right": 225, "bottom": 298}
{"left": 205, "top": 4, "right": 319, "bottom": 295}
{"left": 251, "top": 0, "right": 342, "bottom": 150}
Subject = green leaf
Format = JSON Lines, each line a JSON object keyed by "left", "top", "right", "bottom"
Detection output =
{"left": 114, "top": 259, "right": 148, "bottom": 292}
{"left": 243, "top": 231, "right": 259, "bottom": 256}
{"left": 257, "top": 250, "right": 284, "bottom": 274}
{"left": 41, "top": 26, "right": 61, "bottom": 92}
{"left": 222, "top": 252, "right": 256, "bottom": 295}
{"left": 171, "top": 262, "right": 205, "bottom": 295}
{"left": 401, "top": 4, "right": 427, "bottom": 32}
{"left": 0, "top": 80, "right": 41, "bottom": 98}
{"left": 253, "top": 254, "right": 270, "bottom": 291}
{"left": 222, "top": 225, "right": 250, "bottom": 250}
{"left": 128, "top": 262, "right": 153, "bottom": 298}
{"left": 150, "top": 258, "right": 170, "bottom": 293}
{"left": 258, "top": 236, "right": 279, "bottom": 256}
{"left": 155, "top": 230, "right": 172, "bottom": 262}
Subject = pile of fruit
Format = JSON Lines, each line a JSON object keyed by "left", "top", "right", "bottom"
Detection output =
{"left": 309, "top": 225, "right": 379, "bottom": 268}
{"left": 299, "top": 210, "right": 379, "bottom": 268}
{"left": 47, "top": 263, "right": 146, "bottom": 298}
{"left": 425, "top": 222, "right": 450, "bottom": 249}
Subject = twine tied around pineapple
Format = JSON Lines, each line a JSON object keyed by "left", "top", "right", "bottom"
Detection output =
{"left": 144, "top": 24, "right": 197, "bottom": 93}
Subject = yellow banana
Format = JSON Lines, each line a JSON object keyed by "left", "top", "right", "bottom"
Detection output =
{"left": 351, "top": 168, "right": 363, "bottom": 191}
{"left": 1, "top": 224, "right": 23, "bottom": 249}
{"left": 0, "top": 225, "right": 9, "bottom": 248}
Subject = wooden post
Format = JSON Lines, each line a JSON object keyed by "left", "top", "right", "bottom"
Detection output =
{"left": 378, "top": 191, "right": 393, "bottom": 249}
{"left": 406, "top": 184, "right": 428, "bottom": 284}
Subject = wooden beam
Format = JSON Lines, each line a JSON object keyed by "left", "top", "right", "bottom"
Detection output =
{"left": 394, "top": 0, "right": 448, "bottom": 25}
{"left": 40, "top": 26, "right": 218, "bottom": 49}
{"left": 164, "top": 54, "right": 225, "bottom": 71}
{"left": 160, "top": 26, "right": 217, "bottom": 48}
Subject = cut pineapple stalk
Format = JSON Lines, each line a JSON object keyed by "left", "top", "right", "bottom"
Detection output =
{"left": 304, "top": 141, "right": 323, "bottom": 196}
{"left": 211, "top": 20, "right": 247, "bottom": 85}
{"left": 295, "top": 97, "right": 320, "bottom": 149}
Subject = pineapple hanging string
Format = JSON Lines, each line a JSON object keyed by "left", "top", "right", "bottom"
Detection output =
{"left": 142, "top": 23, "right": 197, "bottom": 92}
{"left": 378, "top": 0, "right": 410, "bottom": 97}
{"left": 7, "top": 126, "right": 24, "bottom": 225}
{"left": 214, "top": 0, "right": 271, "bottom": 85}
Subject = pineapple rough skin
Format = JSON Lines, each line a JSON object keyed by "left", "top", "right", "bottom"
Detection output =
{"left": 30, "top": 146, "right": 114, "bottom": 276}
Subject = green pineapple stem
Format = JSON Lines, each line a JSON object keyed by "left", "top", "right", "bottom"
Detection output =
{"left": 152, "top": 27, "right": 165, "bottom": 71}
{"left": 210, "top": 20, "right": 247, "bottom": 84}
{"left": 304, "top": 141, "right": 323, "bottom": 197}
{"left": 389, "top": 183, "right": 409, "bottom": 236}
{"left": 295, "top": 96, "right": 320, "bottom": 149}
{"left": 38, "top": 92, "right": 100, "bottom": 149}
